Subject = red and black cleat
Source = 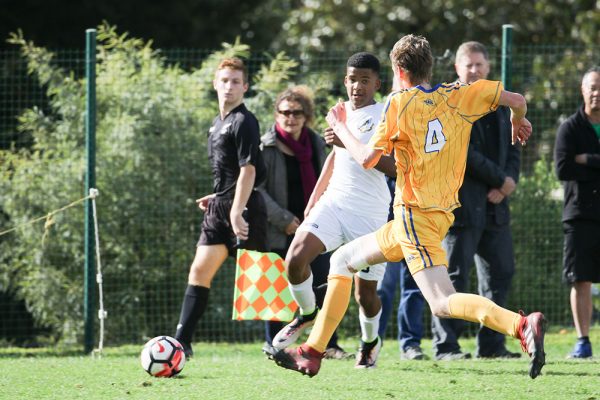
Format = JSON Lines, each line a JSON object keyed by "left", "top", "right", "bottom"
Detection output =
{"left": 273, "top": 343, "right": 324, "bottom": 378}
{"left": 518, "top": 311, "right": 547, "bottom": 379}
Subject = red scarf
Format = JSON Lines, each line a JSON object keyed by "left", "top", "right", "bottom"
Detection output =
{"left": 275, "top": 124, "right": 317, "bottom": 206}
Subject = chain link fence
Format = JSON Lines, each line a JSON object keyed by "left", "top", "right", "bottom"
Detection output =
{"left": 0, "top": 42, "right": 598, "bottom": 348}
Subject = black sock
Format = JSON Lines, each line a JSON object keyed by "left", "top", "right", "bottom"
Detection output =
{"left": 578, "top": 336, "right": 590, "bottom": 343}
{"left": 314, "top": 283, "right": 328, "bottom": 308}
{"left": 175, "top": 285, "right": 210, "bottom": 345}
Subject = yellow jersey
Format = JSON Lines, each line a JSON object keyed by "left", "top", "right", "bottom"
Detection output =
{"left": 369, "top": 79, "right": 503, "bottom": 212}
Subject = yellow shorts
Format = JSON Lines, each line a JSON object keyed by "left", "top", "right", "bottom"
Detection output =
{"left": 375, "top": 205, "right": 454, "bottom": 275}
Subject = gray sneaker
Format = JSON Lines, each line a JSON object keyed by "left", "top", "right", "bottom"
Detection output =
{"left": 401, "top": 345, "right": 428, "bottom": 360}
{"left": 435, "top": 350, "right": 472, "bottom": 361}
{"left": 272, "top": 310, "right": 318, "bottom": 350}
{"left": 262, "top": 342, "right": 277, "bottom": 359}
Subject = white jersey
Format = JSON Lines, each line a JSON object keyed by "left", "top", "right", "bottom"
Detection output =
{"left": 321, "top": 101, "right": 391, "bottom": 218}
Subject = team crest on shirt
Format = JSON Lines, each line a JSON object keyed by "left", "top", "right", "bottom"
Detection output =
{"left": 358, "top": 117, "right": 374, "bottom": 133}
{"left": 424, "top": 99, "right": 434, "bottom": 106}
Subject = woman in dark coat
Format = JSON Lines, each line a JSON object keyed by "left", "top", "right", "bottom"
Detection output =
{"left": 259, "top": 86, "right": 349, "bottom": 359}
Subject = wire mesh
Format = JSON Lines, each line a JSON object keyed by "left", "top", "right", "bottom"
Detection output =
{"left": 0, "top": 43, "right": 598, "bottom": 348}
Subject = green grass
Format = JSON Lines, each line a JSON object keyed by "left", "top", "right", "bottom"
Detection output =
{"left": 1, "top": 327, "right": 599, "bottom": 400}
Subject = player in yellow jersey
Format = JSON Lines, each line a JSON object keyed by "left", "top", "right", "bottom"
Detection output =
{"left": 273, "top": 34, "right": 546, "bottom": 379}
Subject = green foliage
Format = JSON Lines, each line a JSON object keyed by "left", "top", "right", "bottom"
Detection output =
{"left": 509, "top": 158, "right": 568, "bottom": 320}
{"left": 270, "top": 0, "right": 599, "bottom": 58}
{"left": 0, "top": 25, "right": 341, "bottom": 345}
{"left": 245, "top": 51, "right": 299, "bottom": 130}
{"left": 519, "top": 44, "right": 599, "bottom": 169}
{"left": 1, "top": 22, "right": 590, "bottom": 346}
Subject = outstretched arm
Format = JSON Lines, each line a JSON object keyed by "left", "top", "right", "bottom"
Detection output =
{"left": 326, "top": 102, "right": 383, "bottom": 169}
{"left": 325, "top": 127, "right": 396, "bottom": 177}
{"left": 498, "top": 90, "right": 532, "bottom": 146}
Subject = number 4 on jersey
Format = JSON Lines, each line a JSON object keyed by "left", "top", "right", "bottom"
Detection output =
{"left": 424, "top": 118, "right": 447, "bottom": 153}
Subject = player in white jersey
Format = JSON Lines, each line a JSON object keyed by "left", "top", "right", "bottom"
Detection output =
{"left": 272, "top": 52, "right": 396, "bottom": 368}
{"left": 318, "top": 101, "right": 391, "bottom": 215}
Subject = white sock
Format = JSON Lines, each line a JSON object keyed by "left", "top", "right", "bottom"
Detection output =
{"left": 289, "top": 273, "right": 316, "bottom": 316}
{"left": 359, "top": 307, "right": 382, "bottom": 343}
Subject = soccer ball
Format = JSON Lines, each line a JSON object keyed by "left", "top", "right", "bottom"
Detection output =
{"left": 140, "top": 336, "right": 186, "bottom": 377}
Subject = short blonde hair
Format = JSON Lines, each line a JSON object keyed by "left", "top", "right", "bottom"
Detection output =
{"left": 389, "top": 34, "right": 433, "bottom": 84}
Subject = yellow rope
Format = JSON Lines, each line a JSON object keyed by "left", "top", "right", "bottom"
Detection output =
{"left": 0, "top": 194, "right": 93, "bottom": 237}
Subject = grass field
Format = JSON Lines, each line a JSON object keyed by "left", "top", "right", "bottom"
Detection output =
{"left": 1, "top": 327, "right": 599, "bottom": 400}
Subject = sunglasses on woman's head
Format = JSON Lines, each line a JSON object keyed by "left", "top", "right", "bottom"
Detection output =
{"left": 278, "top": 109, "right": 304, "bottom": 117}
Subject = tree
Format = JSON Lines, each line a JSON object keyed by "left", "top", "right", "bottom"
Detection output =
{"left": 272, "top": 0, "right": 599, "bottom": 57}
{"left": 0, "top": 24, "right": 316, "bottom": 344}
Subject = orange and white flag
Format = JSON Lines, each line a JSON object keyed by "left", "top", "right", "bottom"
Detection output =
{"left": 232, "top": 249, "right": 298, "bottom": 321}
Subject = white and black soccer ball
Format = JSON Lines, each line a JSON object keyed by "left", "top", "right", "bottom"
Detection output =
{"left": 140, "top": 335, "right": 186, "bottom": 377}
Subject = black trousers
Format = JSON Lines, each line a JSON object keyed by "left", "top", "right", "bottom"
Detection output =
{"left": 431, "top": 221, "right": 515, "bottom": 356}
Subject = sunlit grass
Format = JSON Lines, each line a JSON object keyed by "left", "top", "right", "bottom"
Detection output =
{"left": 0, "top": 327, "right": 598, "bottom": 400}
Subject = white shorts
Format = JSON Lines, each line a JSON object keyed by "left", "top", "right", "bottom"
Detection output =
{"left": 298, "top": 199, "right": 387, "bottom": 281}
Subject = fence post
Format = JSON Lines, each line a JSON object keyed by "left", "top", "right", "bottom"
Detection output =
{"left": 501, "top": 24, "right": 513, "bottom": 91}
{"left": 84, "top": 28, "right": 97, "bottom": 354}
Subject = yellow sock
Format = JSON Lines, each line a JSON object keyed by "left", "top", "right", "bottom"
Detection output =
{"left": 448, "top": 293, "right": 522, "bottom": 338}
{"left": 305, "top": 274, "right": 352, "bottom": 353}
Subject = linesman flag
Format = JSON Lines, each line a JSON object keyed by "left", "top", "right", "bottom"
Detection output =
{"left": 232, "top": 249, "right": 298, "bottom": 321}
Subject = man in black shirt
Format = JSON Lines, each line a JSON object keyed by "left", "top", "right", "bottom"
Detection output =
{"left": 431, "top": 41, "right": 521, "bottom": 360}
{"left": 174, "top": 58, "right": 267, "bottom": 357}
{"left": 555, "top": 66, "right": 600, "bottom": 359}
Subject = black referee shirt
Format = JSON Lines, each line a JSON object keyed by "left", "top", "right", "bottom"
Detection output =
{"left": 207, "top": 103, "right": 266, "bottom": 197}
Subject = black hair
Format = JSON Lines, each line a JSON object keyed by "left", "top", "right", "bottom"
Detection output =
{"left": 347, "top": 52, "right": 381, "bottom": 75}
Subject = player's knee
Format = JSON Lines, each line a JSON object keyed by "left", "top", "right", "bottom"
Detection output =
{"left": 188, "top": 264, "right": 210, "bottom": 286}
{"left": 286, "top": 260, "right": 310, "bottom": 283}
{"left": 189, "top": 258, "right": 203, "bottom": 277}
{"left": 285, "top": 250, "right": 312, "bottom": 283}
{"left": 429, "top": 298, "right": 451, "bottom": 318}
{"left": 329, "top": 247, "right": 354, "bottom": 278}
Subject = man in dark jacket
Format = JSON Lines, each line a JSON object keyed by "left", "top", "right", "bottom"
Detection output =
{"left": 554, "top": 66, "right": 600, "bottom": 359}
{"left": 432, "top": 41, "right": 522, "bottom": 360}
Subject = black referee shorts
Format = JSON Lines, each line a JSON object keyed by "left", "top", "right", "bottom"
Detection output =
{"left": 197, "top": 190, "right": 268, "bottom": 257}
{"left": 562, "top": 220, "right": 600, "bottom": 284}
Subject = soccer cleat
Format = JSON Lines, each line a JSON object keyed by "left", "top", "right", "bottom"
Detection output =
{"left": 272, "top": 310, "right": 318, "bottom": 350}
{"left": 435, "top": 350, "right": 472, "bottom": 361}
{"left": 355, "top": 336, "right": 382, "bottom": 368}
{"left": 262, "top": 342, "right": 277, "bottom": 360}
{"left": 273, "top": 343, "right": 324, "bottom": 377}
{"left": 401, "top": 345, "right": 428, "bottom": 360}
{"left": 518, "top": 311, "right": 547, "bottom": 379}
{"left": 567, "top": 339, "right": 592, "bottom": 359}
{"left": 177, "top": 339, "right": 194, "bottom": 359}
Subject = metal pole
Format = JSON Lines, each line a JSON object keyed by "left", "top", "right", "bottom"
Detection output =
{"left": 84, "top": 28, "right": 97, "bottom": 354}
{"left": 501, "top": 24, "right": 513, "bottom": 91}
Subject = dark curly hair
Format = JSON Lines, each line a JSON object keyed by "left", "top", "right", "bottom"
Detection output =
{"left": 347, "top": 52, "right": 381, "bottom": 75}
